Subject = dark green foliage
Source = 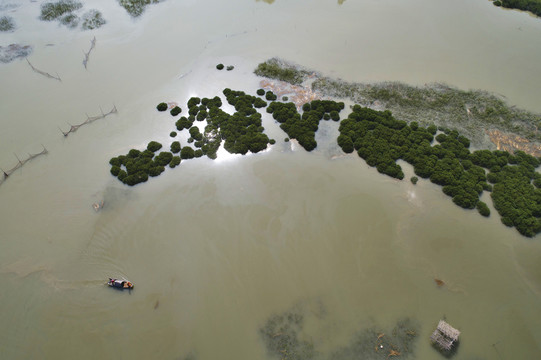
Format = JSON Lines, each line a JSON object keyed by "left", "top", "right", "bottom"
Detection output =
{"left": 170, "top": 131, "right": 177, "bottom": 138}
{"left": 59, "top": 13, "right": 79, "bottom": 28}
{"left": 265, "top": 91, "right": 278, "bottom": 101}
{"left": 477, "top": 201, "right": 490, "bottom": 217}
{"left": 194, "top": 149, "right": 203, "bottom": 158}
{"left": 110, "top": 166, "right": 121, "bottom": 176}
{"left": 147, "top": 141, "right": 162, "bottom": 152}
{"left": 156, "top": 102, "right": 167, "bottom": 111}
{"left": 269, "top": 139, "right": 276, "bottom": 145}
{"left": 340, "top": 105, "right": 541, "bottom": 237}
{"left": 285, "top": 138, "right": 290, "bottom": 142}
{"left": 253, "top": 98, "right": 267, "bottom": 108}
{"left": 226, "top": 65, "right": 234, "bottom": 71}
{"left": 282, "top": 96, "right": 289, "bottom": 101}
{"left": 189, "top": 126, "right": 203, "bottom": 141}
{"left": 171, "top": 141, "right": 181, "bottom": 154}
{"left": 109, "top": 157, "right": 121, "bottom": 167}
{"left": 169, "top": 156, "right": 181, "bottom": 168}
{"left": 118, "top": 0, "right": 161, "bottom": 18}
{"left": 148, "top": 166, "right": 165, "bottom": 177}
{"left": 40, "top": 0, "right": 82, "bottom": 21}
{"left": 154, "top": 151, "right": 173, "bottom": 166}
{"left": 323, "top": 113, "right": 331, "bottom": 120}
{"left": 187, "top": 97, "right": 201, "bottom": 108}
{"left": 411, "top": 176, "right": 418, "bottom": 184}
{"left": 170, "top": 106, "right": 182, "bottom": 116}
{"left": 497, "top": 0, "right": 541, "bottom": 17}
{"left": 180, "top": 147, "right": 195, "bottom": 159}
{"left": 176, "top": 116, "right": 193, "bottom": 131}
{"left": 257, "top": 89, "right": 265, "bottom": 96}
{"left": 216, "top": 63, "right": 224, "bottom": 70}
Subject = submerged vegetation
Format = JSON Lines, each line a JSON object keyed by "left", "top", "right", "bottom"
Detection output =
{"left": 40, "top": 0, "right": 82, "bottom": 21}
{"left": 260, "top": 303, "right": 419, "bottom": 360}
{"left": 81, "top": 10, "right": 106, "bottom": 30}
{"left": 0, "top": 16, "right": 15, "bottom": 32}
{"left": 118, "top": 0, "right": 161, "bottom": 17}
{"left": 39, "top": 1, "right": 105, "bottom": 30}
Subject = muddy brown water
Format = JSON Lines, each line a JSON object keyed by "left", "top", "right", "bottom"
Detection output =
{"left": 1, "top": 0, "right": 541, "bottom": 359}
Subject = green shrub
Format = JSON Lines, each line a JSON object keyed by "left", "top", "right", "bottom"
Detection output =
{"left": 156, "top": 102, "right": 168, "bottom": 111}
{"left": 169, "top": 156, "right": 181, "bottom": 168}
{"left": 285, "top": 138, "right": 290, "bottom": 142}
{"left": 180, "top": 147, "right": 195, "bottom": 159}
{"left": 477, "top": 201, "right": 490, "bottom": 217}
{"left": 171, "top": 141, "right": 181, "bottom": 153}
{"left": 282, "top": 96, "right": 288, "bottom": 101}
{"left": 109, "top": 157, "right": 121, "bottom": 167}
{"left": 110, "top": 166, "right": 121, "bottom": 176}
{"left": 118, "top": 0, "right": 161, "bottom": 18}
{"left": 265, "top": 91, "right": 277, "bottom": 101}
{"left": 154, "top": 151, "right": 173, "bottom": 166}
{"left": 148, "top": 166, "right": 165, "bottom": 177}
{"left": 269, "top": 139, "right": 276, "bottom": 145}
{"left": 257, "top": 89, "right": 265, "bottom": 96}
{"left": 216, "top": 63, "right": 224, "bottom": 70}
{"left": 226, "top": 65, "right": 234, "bottom": 71}
{"left": 170, "top": 106, "right": 182, "bottom": 116}
{"left": 411, "top": 176, "right": 419, "bottom": 184}
{"left": 493, "top": 0, "right": 502, "bottom": 6}
{"left": 170, "top": 131, "right": 177, "bottom": 138}
{"left": 147, "top": 141, "right": 163, "bottom": 152}
{"left": 195, "top": 149, "right": 203, "bottom": 158}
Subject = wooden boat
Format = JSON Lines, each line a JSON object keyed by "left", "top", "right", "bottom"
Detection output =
{"left": 107, "top": 278, "right": 133, "bottom": 290}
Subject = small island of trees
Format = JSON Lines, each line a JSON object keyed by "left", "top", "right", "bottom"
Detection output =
{"left": 338, "top": 105, "right": 541, "bottom": 237}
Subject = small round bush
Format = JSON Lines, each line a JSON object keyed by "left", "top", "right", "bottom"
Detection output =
{"left": 109, "top": 157, "right": 121, "bottom": 167}
{"left": 411, "top": 176, "right": 419, "bottom": 185}
{"left": 282, "top": 96, "right": 288, "bottom": 101}
{"left": 323, "top": 113, "right": 331, "bottom": 120}
{"left": 194, "top": 149, "right": 204, "bottom": 158}
{"left": 330, "top": 110, "right": 340, "bottom": 121}
{"left": 170, "top": 131, "right": 177, "bottom": 138}
{"left": 171, "top": 141, "right": 181, "bottom": 153}
{"left": 187, "top": 137, "right": 194, "bottom": 143}
{"left": 269, "top": 139, "right": 276, "bottom": 145}
{"left": 216, "top": 63, "right": 224, "bottom": 70}
{"left": 156, "top": 102, "right": 168, "bottom": 111}
{"left": 284, "top": 138, "right": 290, "bottom": 142}
{"left": 180, "top": 147, "right": 195, "bottom": 159}
{"left": 128, "top": 149, "right": 141, "bottom": 158}
{"left": 226, "top": 65, "right": 234, "bottom": 71}
{"left": 110, "top": 166, "right": 121, "bottom": 176}
{"left": 257, "top": 89, "right": 265, "bottom": 96}
{"left": 147, "top": 141, "right": 163, "bottom": 152}
{"left": 493, "top": 0, "right": 502, "bottom": 6}
{"left": 170, "top": 106, "right": 182, "bottom": 116}
{"left": 265, "top": 91, "right": 277, "bottom": 101}
{"left": 170, "top": 156, "right": 181, "bottom": 168}
{"left": 477, "top": 201, "right": 491, "bottom": 217}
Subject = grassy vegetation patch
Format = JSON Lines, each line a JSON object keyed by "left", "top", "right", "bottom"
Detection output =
{"left": 255, "top": 58, "right": 310, "bottom": 85}
{"left": 40, "top": 0, "right": 82, "bottom": 21}
{"left": 0, "top": 16, "right": 15, "bottom": 32}
{"left": 118, "top": 0, "right": 161, "bottom": 17}
{"left": 81, "top": 10, "right": 106, "bottom": 30}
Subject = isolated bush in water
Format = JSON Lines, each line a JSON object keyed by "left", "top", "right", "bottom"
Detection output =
{"left": 156, "top": 102, "right": 168, "bottom": 111}
{"left": 40, "top": 0, "right": 82, "bottom": 21}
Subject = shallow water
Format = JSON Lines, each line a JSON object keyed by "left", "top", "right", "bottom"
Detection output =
{"left": 1, "top": 0, "right": 541, "bottom": 359}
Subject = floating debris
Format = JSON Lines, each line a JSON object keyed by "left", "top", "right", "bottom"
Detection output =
{"left": 92, "top": 200, "right": 104, "bottom": 212}
{"left": 60, "top": 105, "right": 117, "bottom": 137}
{"left": 430, "top": 319, "right": 460, "bottom": 353}
{"left": 26, "top": 58, "right": 61, "bottom": 81}
{"left": 434, "top": 278, "right": 445, "bottom": 287}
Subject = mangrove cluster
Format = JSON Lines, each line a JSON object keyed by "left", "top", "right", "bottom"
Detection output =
{"left": 118, "top": 0, "right": 161, "bottom": 17}
{"left": 492, "top": 0, "right": 541, "bottom": 17}
{"left": 338, "top": 105, "right": 541, "bottom": 237}
{"left": 0, "top": 16, "right": 15, "bottom": 32}
{"left": 267, "top": 99, "right": 344, "bottom": 151}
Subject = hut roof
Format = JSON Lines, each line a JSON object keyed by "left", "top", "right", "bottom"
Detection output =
{"left": 437, "top": 320, "right": 460, "bottom": 340}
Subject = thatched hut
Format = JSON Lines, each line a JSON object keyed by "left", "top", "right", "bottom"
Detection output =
{"left": 430, "top": 320, "right": 460, "bottom": 352}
